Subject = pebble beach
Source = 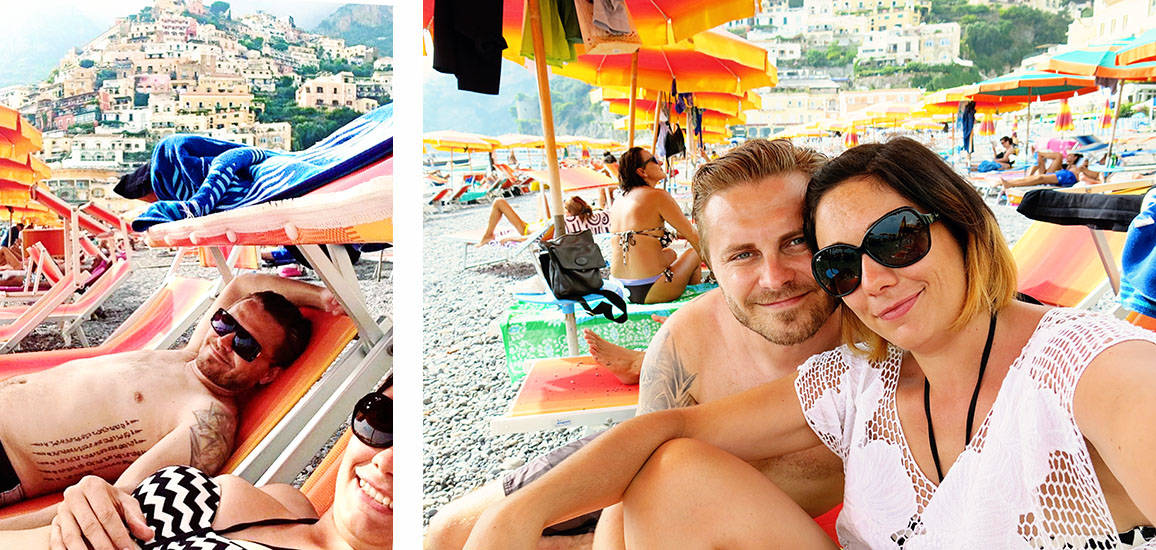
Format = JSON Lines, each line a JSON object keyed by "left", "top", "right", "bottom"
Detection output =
{"left": 420, "top": 187, "right": 1121, "bottom": 527}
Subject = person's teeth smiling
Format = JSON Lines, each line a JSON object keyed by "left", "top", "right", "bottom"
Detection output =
{"left": 357, "top": 474, "right": 392, "bottom": 509}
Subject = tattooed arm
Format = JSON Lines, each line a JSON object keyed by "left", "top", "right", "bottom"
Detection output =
{"left": 636, "top": 324, "right": 698, "bottom": 416}
{"left": 113, "top": 401, "right": 237, "bottom": 492}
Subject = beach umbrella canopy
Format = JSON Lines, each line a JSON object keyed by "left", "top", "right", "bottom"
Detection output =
{"left": 978, "top": 113, "right": 996, "bottom": 136}
{"left": 971, "top": 71, "right": 1097, "bottom": 103}
{"left": 902, "top": 119, "right": 948, "bottom": 131}
{"left": 552, "top": 29, "right": 776, "bottom": 95}
{"left": 844, "top": 126, "right": 860, "bottom": 148}
{"left": 0, "top": 105, "right": 43, "bottom": 156}
{"left": 1115, "top": 28, "right": 1156, "bottom": 66}
{"left": 422, "top": 130, "right": 496, "bottom": 152}
{"left": 922, "top": 85, "right": 1026, "bottom": 115}
{"left": 1100, "top": 98, "right": 1114, "bottom": 129}
{"left": 613, "top": 109, "right": 740, "bottom": 133}
{"left": 1054, "top": 99, "right": 1074, "bottom": 132}
{"left": 605, "top": 98, "right": 746, "bottom": 125}
{"left": 600, "top": 87, "right": 761, "bottom": 117}
{"left": 1045, "top": 40, "right": 1156, "bottom": 81}
{"left": 495, "top": 133, "right": 545, "bottom": 148}
{"left": 526, "top": 166, "right": 617, "bottom": 192}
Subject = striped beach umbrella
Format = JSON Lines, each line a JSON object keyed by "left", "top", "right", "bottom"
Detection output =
{"left": 844, "top": 126, "right": 860, "bottom": 148}
{"left": 978, "top": 113, "right": 996, "bottom": 136}
{"left": 1100, "top": 98, "right": 1114, "bottom": 129}
{"left": 1054, "top": 99, "right": 1074, "bottom": 132}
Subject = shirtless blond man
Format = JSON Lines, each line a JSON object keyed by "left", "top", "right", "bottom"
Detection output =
{"left": 426, "top": 139, "right": 845, "bottom": 549}
{"left": 0, "top": 272, "right": 339, "bottom": 529}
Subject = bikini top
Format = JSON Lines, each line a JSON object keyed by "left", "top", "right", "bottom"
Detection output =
{"left": 132, "top": 465, "right": 318, "bottom": 550}
{"left": 613, "top": 226, "right": 675, "bottom": 265}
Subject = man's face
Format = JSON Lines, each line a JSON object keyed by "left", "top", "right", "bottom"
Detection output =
{"left": 194, "top": 298, "right": 286, "bottom": 392}
{"left": 701, "top": 174, "right": 839, "bottom": 345}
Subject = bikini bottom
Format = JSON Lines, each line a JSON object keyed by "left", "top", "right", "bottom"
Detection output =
{"left": 614, "top": 267, "right": 674, "bottom": 304}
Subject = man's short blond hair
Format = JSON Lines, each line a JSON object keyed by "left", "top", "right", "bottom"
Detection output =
{"left": 691, "top": 139, "right": 827, "bottom": 262}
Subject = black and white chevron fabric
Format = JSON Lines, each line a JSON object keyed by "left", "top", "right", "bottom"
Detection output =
{"left": 131, "top": 465, "right": 247, "bottom": 549}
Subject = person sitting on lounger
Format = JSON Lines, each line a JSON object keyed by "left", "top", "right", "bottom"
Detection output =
{"left": 1001, "top": 152, "right": 1100, "bottom": 189}
{"left": 0, "top": 273, "right": 342, "bottom": 529}
{"left": 475, "top": 196, "right": 608, "bottom": 247}
{"left": 0, "top": 382, "right": 393, "bottom": 550}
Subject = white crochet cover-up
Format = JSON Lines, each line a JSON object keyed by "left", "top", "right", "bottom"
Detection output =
{"left": 795, "top": 308, "right": 1156, "bottom": 549}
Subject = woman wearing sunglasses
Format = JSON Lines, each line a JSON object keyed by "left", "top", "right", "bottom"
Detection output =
{"left": 1, "top": 385, "right": 394, "bottom": 550}
{"left": 609, "top": 147, "right": 702, "bottom": 304}
{"left": 462, "top": 139, "right": 1156, "bottom": 549}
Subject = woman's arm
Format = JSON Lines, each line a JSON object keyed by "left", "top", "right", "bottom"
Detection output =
{"left": 464, "top": 374, "right": 820, "bottom": 549}
{"left": 1074, "top": 339, "right": 1156, "bottom": 520}
{"left": 654, "top": 190, "right": 700, "bottom": 252}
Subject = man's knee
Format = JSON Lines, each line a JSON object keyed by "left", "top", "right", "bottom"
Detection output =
{"left": 425, "top": 481, "right": 507, "bottom": 550}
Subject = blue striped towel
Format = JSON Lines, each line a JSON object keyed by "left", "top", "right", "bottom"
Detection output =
{"left": 1120, "top": 187, "right": 1156, "bottom": 317}
{"left": 133, "top": 104, "right": 393, "bottom": 231}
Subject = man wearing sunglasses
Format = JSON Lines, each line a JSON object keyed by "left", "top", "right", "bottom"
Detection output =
{"left": 428, "top": 139, "right": 849, "bottom": 549}
{"left": 0, "top": 273, "right": 338, "bottom": 531}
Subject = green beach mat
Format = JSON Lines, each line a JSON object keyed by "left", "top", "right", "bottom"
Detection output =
{"left": 500, "top": 283, "right": 717, "bottom": 382}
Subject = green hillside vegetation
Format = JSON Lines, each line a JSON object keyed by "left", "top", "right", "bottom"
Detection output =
{"left": 312, "top": 4, "right": 393, "bottom": 57}
{"left": 930, "top": 0, "right": 1071, "bottom": 74}
{"left": 256, "top": 77, "right": 362, "bottom": 150}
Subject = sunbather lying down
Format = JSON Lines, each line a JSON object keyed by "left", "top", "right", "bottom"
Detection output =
{"left": 0, "top": 383, "right": 393, "bottom": 550}
{"left": 476, "top": 196, "right": 609, "bottom": 247}
{"left": 1002, "top": 152, "right": 1099, "bottom": 189}
{"left": 0, "top": 273, "right": 343, "bottom": 530}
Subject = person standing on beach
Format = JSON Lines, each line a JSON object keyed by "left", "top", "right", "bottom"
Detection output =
{"left": 0, "top": 273, "right": 340, "bottom": 529}
{"left": 426, "top": 139, "right": 846, "bottom": 549}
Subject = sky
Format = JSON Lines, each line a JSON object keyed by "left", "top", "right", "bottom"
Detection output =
{"left": 0, "top": 0, "right": 393, "bottom": 87}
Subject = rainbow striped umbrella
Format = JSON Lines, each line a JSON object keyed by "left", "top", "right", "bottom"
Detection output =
{"left": 978, "top": 113, "right": 996, "bottom": 136}
{"left": 844, "top": 126, "right": 860, "bottom": 148}
{"left": 1054, "top": 99, "right": 1074, "bottom": 132}
{"left": 1100, "top": 98, "right": 1114, "bottom": 129}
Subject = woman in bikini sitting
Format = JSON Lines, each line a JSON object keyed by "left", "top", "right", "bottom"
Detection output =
{"left": 476, "top": 195, "right": 609, "bottom": 247}
{"left": 610, "top": 147, "right": 702, "bottom": 304}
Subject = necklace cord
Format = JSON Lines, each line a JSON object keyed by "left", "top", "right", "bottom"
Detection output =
{"left": 923, "top": 313, "right": 998, "bottom": 483}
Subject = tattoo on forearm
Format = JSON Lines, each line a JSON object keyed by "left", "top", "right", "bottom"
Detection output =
{"left": 638, "top": 328, "right": 698, "bottom": 415}
{"left": 29, "top": 419, "right": 146, "bottom": 482}
{"left": 188, "top": 403, "right": 236, "bottom": 474}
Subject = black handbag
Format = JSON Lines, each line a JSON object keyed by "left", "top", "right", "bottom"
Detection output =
{"left": 539, "top": 229, "right": 628, "bottom": 323}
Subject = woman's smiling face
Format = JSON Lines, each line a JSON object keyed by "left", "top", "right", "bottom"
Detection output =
{"left": 812, "top": 176, "right": 968, "bottom": 353}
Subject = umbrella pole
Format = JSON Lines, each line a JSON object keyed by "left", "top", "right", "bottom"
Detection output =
{"left": 627, "top": 51, "right": 638, "bottom": 149}
{"left": 1025, "top": 101, "right": 1031, "bottom": 177}
{"left": 1107, "top": 82, "right": 1125, "bottom": 164}
{"left": 526, "top": 0, "right": 578, "bottom": 355}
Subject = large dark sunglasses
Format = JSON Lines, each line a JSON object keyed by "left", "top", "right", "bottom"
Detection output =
{"left": 811, "top": 206, "right": 941, "bottom": 297}
{"left": 352, "top": 392, "right": 393, "bottom": 449}
{"left": 644, "top": 156, "right": 661, "bottom": 166}
{"left": 210, "top": 308, "right": 263, "bottom": 362}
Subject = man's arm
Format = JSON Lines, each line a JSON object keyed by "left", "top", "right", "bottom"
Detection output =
{"left": 184, "top": 272, "right": 340, "bottom": 352}
{"left": 464, "top": 374, "right": 821, "bottom": 549}
{"left": 636, "top": 325, "right": 698, "bottom": 415}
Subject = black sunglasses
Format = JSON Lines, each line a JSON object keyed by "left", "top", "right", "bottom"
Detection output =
{"left": 811, "top": 206, "right": 941, "bottom": 297}
{"left": 352, "top": 392, "right": 393, "bottom": 449}
{"left": 644, "top": 156, "right": 661, "bottom": 166}
{"left": 210, "top": 308, "right": 263, "bottom": 362}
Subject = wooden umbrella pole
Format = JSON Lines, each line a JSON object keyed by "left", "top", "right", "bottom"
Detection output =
{"left": 1106, "top": 82, "right": 1125, "bottom": 163}
{"left": 1025, "top": 98, "right": 1032, "bottom": 177}
{"left": 627, "top": 51, "right": 639, "bottom": 148}
{"left": 526, "top": 0, "right": 578, "bottom": 355}
{"left": 525, "top": 0, "right": 565, "bottom": 238}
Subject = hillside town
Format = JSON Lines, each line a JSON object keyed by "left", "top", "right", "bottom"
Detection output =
{"left": 0, "top": 0, "right": 392, "bottom": 214}
{"left": 725, "top": 0, "right": 1156, "bottom": 136}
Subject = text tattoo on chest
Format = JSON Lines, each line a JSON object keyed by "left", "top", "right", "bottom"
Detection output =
{"left": 29, "top": 419, "right": 146, "bottom": 481}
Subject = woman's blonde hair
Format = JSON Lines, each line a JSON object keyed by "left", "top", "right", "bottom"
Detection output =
{"left": 803, "top": 138, "right": 1018, "bottom": 361}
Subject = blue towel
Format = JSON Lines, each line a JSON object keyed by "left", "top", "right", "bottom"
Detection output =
{"left": 133, "top": 104, "right": 394, "bottom": 231}
{"left": 1120, "top": 187, "right": 1156, "bottom": 317}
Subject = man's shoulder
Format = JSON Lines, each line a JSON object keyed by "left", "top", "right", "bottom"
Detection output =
{"left": 664, "top": 289, "right": 725, "bottom": 334}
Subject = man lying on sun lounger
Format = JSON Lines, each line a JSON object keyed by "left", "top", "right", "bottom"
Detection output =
{"left": 426, "top": 139, "right": 847, "bottom": 549}
{"left": 0, "top": 272, "right": 342, "bottom": 529}
{"left": 1002, "top": 152, "right": 1100, "bottom": 189}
